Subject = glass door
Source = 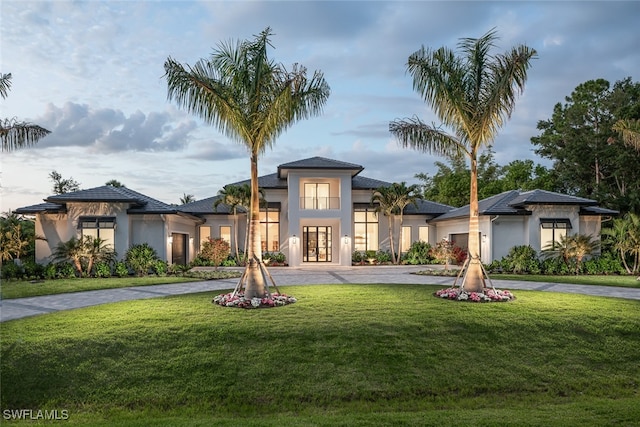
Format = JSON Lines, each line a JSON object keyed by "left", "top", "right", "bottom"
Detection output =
{"left": 303, "top": 226, "right": 332, "bottom": 262}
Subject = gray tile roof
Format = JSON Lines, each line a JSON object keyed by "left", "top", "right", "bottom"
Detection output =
{"left": 14, "top": 202, "right": 66, "bottom": 214}
{"left": 404, "top": 199, "right": 454, "bottom": 216}
{"left": 178, "top": 195, "right": 246, "bottom": 215}
{"left": 19, "top": 186, "right": 201, "bottom": 219}
{"left": 277, "top": 156, "right": 363, "bottom": 178}
{"left": 432, "top": 189, "right": 614, "bottom": 222}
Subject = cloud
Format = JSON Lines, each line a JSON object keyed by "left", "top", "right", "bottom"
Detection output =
{"left": 36, "top": 102, "right": 197, "bottom": 153}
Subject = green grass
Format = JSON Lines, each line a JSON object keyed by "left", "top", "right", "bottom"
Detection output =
{"left": 494, "top": 273, "right": 640, "bottom": 288}
{"left": 2, "top": 284, "right": 639, "bottom": 426}
{"left": 0, "top": 271, "right": 242, "bottom": 300}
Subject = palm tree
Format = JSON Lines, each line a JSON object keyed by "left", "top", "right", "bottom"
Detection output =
{"left": 180, "top": 193, "right": 196, "bottom": 204}
{"left": 393, "top": 182, "right": 420, "bottom": 264}
{"left": 1, "top": 73, "right": 51, "bottom": 152}
{"left": 389, "top": 28, "right": 536, "bottom": 292}
{"left": 371, "top": 185, "right": 400, "bottom": 265}
{"left": 602, "top": 216, "right": 635, "bottom": 274}
{"left": 83, "top": 236, "right": 116, "bottom": 276}
{"left": 214, "top": 184, "right": 246, "bottom": 261}
{"left": 164, "top": 28, "right": 330, "bottom": 298}
{"left": 53, "top": 237, "right": 85, "bottom": 276}
{"left": 611, "top": 119, "right": 640, "bottom": 151}
{"left": 542, "top": 234, "right": 599, "bottom": 274}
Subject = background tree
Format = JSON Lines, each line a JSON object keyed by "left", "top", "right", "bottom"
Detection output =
{"left": 1, "top": 73, "right": 51, "bottom": 152}
{"left": 390, "top": 29, "right": 536, "bottom": 292}
{"left": 105, "top": 180, "right": 125, "bottom": 187}
{"left": 49, "top": 171, "right": 81, "bottom": 195}
{"left": 0, "top": 211, "right": 39, "bottom": 264}
{"left": 180, "top": 193, "right": 196, "bottom": 204}
{"left": 532, "top": 78, "right": 640, "bottom": 215}
{"left": 164, "top": 27, "right": 330, "bottom": 299}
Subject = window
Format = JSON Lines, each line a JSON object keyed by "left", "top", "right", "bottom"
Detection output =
{"left": 200, "top": 226, "right": 211, "bottom": 250}
{"left": 419, "top": 226, "right": 429, "bottom": 243}
{"left": 78, "top": 216, "right": 115, "bottom": 248}
{"left": 220, "top": 226, "right": 231, "bottom": 245}
{"left": 401, "top": 226, "right": 411, "bottom": 253}
{"left": 260, "top": 208, "right": 280, "bottom": 252}
{"left": 303, "top": 183, "right": 334, "bottom": 209}
{"left": 354, "top": 208, "right": 378, "bottom": 251}
{"left": 540, "top": 218, "right": 572, "bottom": 248}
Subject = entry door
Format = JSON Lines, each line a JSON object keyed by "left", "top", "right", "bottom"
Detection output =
{"left": 171, "top": 233, "right": 187, "bottom": 265}
{"left": 303, "top": 226, "right": 332, "bottom": 262}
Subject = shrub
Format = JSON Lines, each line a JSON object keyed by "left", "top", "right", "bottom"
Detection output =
{"left": 57, "top": 262, "right": 77, "bottom": 279}
{"left": 0, "top": 262, "right": 22, "bottom": 280}
{"left": 22, "top": 261, "right": 45, "bottom": 280}
{"left": 44, "top": 263, "right": 58, "bottom": 280}
{"left": 200, "top": 237, "right": 230, "bottom": 270}
{"left": 114, "top": 261, "right": 129, "bottom": 277}
{"left": 125, "top": 243, "right": 159, "bottom": 276}
{"left": 451, "top": 245, "right": 467, "bottom": 265}
{"left": 503, "top": 245, "right": 540, "bottom": 274}
{"left": 153, "top": 260, "right": 168, "bottom": 276}
{"left": 94, "top": 261, "right": 112, "bottom": 278}
{"left": 221, "top": 258, "right": 237, "bottom": 267}
{"left": 403, "top": 241, "right": 433, "bottom": 265}
{"left": 375, "top": 250, "right": 392, "bottom": 264}
{"left": 352, "top": 251, "right": 365, "bottom": 263}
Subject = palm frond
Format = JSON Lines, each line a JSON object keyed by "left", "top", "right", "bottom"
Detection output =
{"left": 389, "top": 116, "right": 467, "bottom": 158}
{"left": 1, "top": 119, "right": 51, "bottom": 152}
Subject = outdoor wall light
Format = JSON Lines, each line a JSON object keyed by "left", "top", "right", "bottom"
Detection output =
{"left": 342, "top": 234, "right": 350, "bottom": 245}
{"left": 291, "top": 235, "right": 298, "bottom": 244}
{"left": 168, "top": 236, "right": 173, "bottom": 244}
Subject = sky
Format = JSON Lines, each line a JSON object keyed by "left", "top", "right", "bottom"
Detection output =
{"left": 1, "top": 1, "right": 639, "bottom": 212}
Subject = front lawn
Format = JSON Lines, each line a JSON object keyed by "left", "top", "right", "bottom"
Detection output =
{"left": 493, "top": 273, "right": 640, "bottom": 288}
{"left": 2, "top": 284, "right": 638, "bottom": 426}
{"left": 0, "top": 270, "right": 242, "bottom": 300}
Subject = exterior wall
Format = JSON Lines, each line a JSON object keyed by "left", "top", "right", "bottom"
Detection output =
{"left": 130, "top": 215, "right": 167, "bottom": 261}
{"left": 526, "top": 205, "right": 580, "bottom": 252}
{"left": 286, "top": 170, "right": 353, "bottom": 266}
{"left": 489, "top": 216, "right": 528, "bottom": 262}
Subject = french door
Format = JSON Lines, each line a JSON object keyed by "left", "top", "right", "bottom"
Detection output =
{"left": 303, "top": 226, "right": 332, "bottom": 262}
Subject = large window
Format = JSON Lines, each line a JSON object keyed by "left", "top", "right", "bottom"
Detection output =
{"left": 220, "top": 226, "right": 231, "bottom": 245}
{"left": 354, "top": 208, "right": 378, "bottom": 251}
{"left": 401, "top": 226, "right": 411, "bottom": 253}
{"left": 78, "top": 216, "right": 115, "bottom": 248}
{"left": 200, "top": 226, "right": 211, "bottom": 250}
{"left": 540, "top": 218, "right": 572, "bottom": 248}
{"left": 303, "top": 183, "right": 330, "bottom": 209}
{"left": 260, "top": 208, "right": 280, "bottom": 252}
{"left": 419, "top": 226, "right": 429, "bottom": 243}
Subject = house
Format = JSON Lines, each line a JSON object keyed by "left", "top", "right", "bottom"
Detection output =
{"left": 431, "top": 189, "right": 618, "bottom": 264}
{"left": 16, "top": 157, "right": 617, "bottom": 267}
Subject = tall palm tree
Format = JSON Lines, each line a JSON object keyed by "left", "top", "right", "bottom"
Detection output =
{"left": 164, "top": 28, "right": 330, "bottom": 298}
{"left": 1, "top": 73, "right": 51, "bottom": 152}
{"left": 370, "top": 184, "right": 402, "bottom": 264}
{"left": 214, "top": 184, "right": 246, "bottom": 261}
{"left": 393, "top": 182, "right": 420, "bottom": 264}
{"left": 389, "top": 28, "right": 536, "bottom": 292}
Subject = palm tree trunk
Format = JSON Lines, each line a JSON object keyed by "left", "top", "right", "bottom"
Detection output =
{"left": 464, "top": 154, "right": 484, "bottom": 292}
{"left": 388, "top": 215, "right": 396, "bottom": 265}
{"left": 233, "top": 208, "right": 240, "bottom": 261}
{"left": 243, "top": 152, "right": 267, "bottom": 298}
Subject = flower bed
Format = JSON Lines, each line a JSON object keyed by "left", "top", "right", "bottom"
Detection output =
{"left": 213, "top": 292, "right": 297, "bottom": 309}
{"left": 434, "top": 287, "right": 515, "bottom": 302}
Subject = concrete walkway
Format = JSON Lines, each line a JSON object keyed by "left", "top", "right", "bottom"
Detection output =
{"left": 2, "top": 265, "right": 639, "bottom": 322}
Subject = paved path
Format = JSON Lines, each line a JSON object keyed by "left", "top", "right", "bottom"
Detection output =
{"left": 2, "top": 266, "right": 639, "bottom": 322}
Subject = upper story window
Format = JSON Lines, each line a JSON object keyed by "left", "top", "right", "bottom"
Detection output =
{"left": 78, "top": 216, "right": 115, "bottom": 248}
{"left": 302, "top": 182, "right": 339, "bottom": 209}
{"left": 540, "top": 218, "right": 572, "bottom": 248}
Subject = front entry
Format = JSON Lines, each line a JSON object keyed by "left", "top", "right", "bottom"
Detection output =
{"left": 303, "top": 226, "right": 332, "bottom": 262}
{"left": 171, "top": 233, "right": 187, "bottom": 265}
